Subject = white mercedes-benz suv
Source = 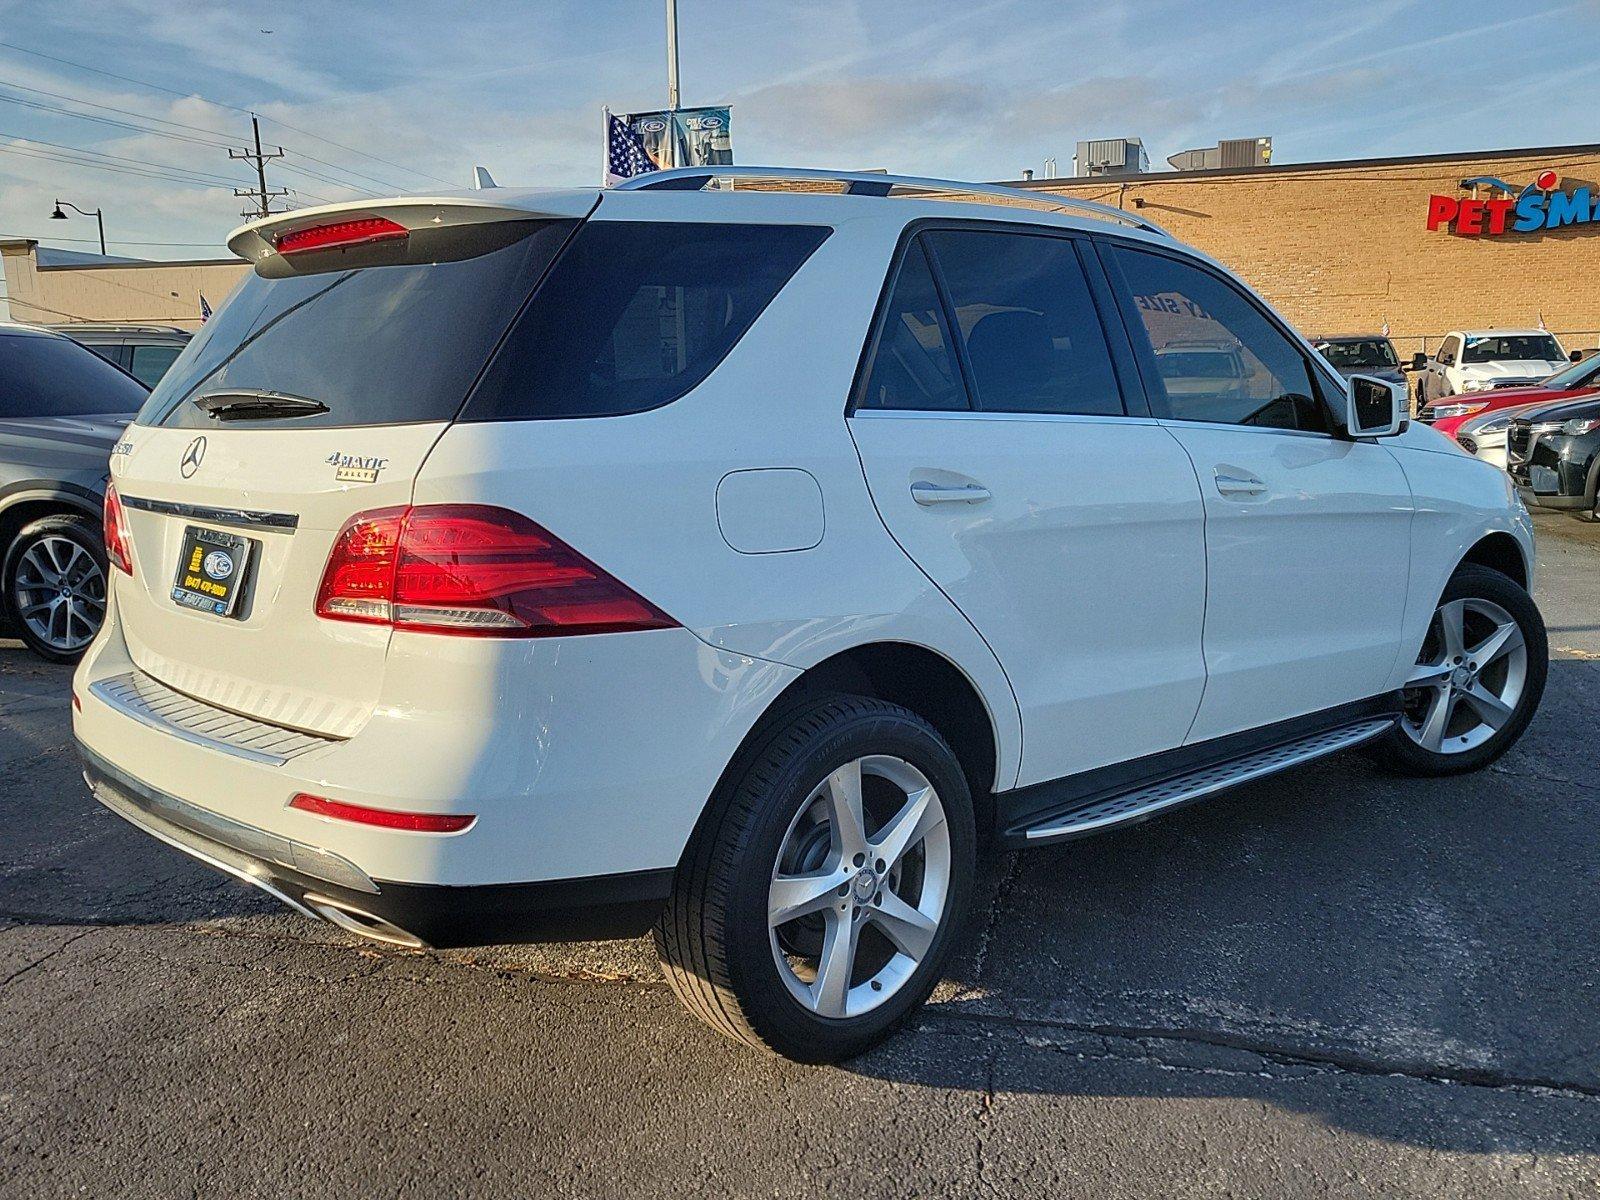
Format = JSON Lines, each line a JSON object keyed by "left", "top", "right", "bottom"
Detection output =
{"left": 75, "top": 168, "right": 1547, "bottom": 1062}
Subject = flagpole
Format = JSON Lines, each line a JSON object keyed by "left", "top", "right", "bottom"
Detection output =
{"left": 602, "top": 105, "right": 611, "bottom": 186}
{"left": 665, "top": 0, "right": 681, "bottom": 168}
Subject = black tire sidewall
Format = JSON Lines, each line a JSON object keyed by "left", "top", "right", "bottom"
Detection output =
{"left": 2, "top": 514, "right": 108, "bottom": 664}
{"left": 721, "top": 703, "right": 976, "bottom": 1062}
{"left": 1380, "top": 564, "right": 1547, "bottom": 775}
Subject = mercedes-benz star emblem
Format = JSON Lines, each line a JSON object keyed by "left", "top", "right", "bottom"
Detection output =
{"left": 180, "top": 435, "right": 207, "bottom": 478}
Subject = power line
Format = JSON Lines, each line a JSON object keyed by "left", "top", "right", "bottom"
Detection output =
{"left": 0, "top": 142, "right": 247, "bottom": 189}
{"left": 0, "top": 231, "right": 226, "bottom": 247}
{"left": 0, "top": 129, "right": 253, "bottom": 187}
{"left": 229, "top": 114, "right": 289, "bottom": 218}
{"left": 0, "top": 39, "right": 455, "bottom": 187}
{"left": 0, "top": 78, "right": 239, "bottom": 147}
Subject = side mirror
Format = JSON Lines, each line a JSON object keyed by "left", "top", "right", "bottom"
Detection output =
{"left": 1347, "top": 374, "right": 1405, "bottom": 437}
{"left": 1410, "top": 352, "right": 1428, "bottom": 371}
{"left": 1572, "top": 350, "right": 1584, "bottom": 362}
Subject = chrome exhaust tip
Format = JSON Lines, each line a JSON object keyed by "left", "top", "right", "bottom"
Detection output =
{"left": 303, "top": 894, "right": 427, "bottom": 949}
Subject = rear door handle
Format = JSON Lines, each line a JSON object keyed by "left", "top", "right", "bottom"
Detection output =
{"left": 911, "top": 481, "right": 992, "bottom": 505}
{"left": 1213, "top": 472, "right": 1267, "bottom": 496}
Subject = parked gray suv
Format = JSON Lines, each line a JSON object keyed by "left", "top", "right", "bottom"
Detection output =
{"left": 58, "top": 323, "right": 191, "bottom": 388}
{"left": 0, "top": 323, "right": 148, "bottom": 661}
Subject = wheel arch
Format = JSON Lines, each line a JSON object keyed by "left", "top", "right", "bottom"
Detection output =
{"left": 0, "top": 487, "right": 104, "bottom": 621}
{"left": 711, "top": 640, "right": 1006, "bottom": 848}
{"left": 1457, "top": 530, "right": 1529, "bottom": 591}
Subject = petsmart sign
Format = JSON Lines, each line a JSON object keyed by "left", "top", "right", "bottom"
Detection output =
{"left": 1427, "top": 170, "right": 1597, "bottom": 237}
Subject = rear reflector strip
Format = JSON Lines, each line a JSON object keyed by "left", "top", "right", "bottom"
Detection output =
{"left": 289, "top": 793, "right": 475, "bottom": 834}
{"left": 275, "top": 216, "right": 409, "bottom": 256}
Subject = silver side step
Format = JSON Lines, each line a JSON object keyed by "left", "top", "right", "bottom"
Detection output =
{"left": 1023, "top": 718, "right": 1395, "bottom": 842}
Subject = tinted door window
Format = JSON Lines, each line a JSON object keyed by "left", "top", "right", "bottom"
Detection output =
{"left": 925, "top": 230, "right": 1122, "bottom": 416}
{"left": 854, "top": 239, "right": 967, "bottom": 411}
{"left": 466, "top": 222, "right": 829, "bottom": 421}
{"left": 1109, "top": 245, "right": 1328, "bottom": 432}
{"left": 130, "top": 344, "right": 183, "bottom": 387}
{"left": 0, "top": 332, "right": 148, "bottom": 417}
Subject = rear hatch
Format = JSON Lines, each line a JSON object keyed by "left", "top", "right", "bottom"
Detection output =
{"left": 109, "top": 193, "right": 594, "bottom": 737}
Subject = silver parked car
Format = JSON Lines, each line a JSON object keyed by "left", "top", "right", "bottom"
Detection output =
{"left": 0, "top": 323, "right": 148, "bottom": 661}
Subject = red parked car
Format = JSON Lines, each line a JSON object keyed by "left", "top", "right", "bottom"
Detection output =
{"left": 1420, "top": 352, "right": 1600, "bottom": 437}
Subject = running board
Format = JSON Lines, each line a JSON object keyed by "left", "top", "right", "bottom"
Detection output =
{"left": 1021, "top": 718, "right": 1395, "bottom": 843}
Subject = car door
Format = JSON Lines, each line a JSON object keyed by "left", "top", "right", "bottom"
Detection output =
{"left": 1434, "top": 335, "right": 1461, "bottom": 398}
{"left": 1099, "top": 240, "right": 1413, "bottom": 743}
{"left": 847, "top": 226, "right": 1208, "bottom": 788}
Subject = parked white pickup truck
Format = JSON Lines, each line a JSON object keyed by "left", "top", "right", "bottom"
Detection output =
{"left": 1416, "top": 329, "right": 1569, "bottom": 414}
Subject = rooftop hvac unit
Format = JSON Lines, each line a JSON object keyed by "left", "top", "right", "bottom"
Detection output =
{"left": 1167, "top": 137, "right": 1273, "bottom": 172}
{"left": 1074, "top": 138, "right": 1149, "bottom": 177}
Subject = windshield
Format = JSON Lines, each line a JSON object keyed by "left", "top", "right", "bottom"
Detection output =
{"left": 1156, "top": 350, "right": 1241, "bottom": 379}
{"left": 1462, "top": 334, "right": 1563, "bottom": 364}
{"left": 1315, "top": 339, "right": 1397, "bottom": 369}
{"left": 1535, "top": 353, "right": 1600, "bottom": 391}
{"left": 137, "top": 220, "right": 576, "bottom": 430}
{"left": 0, "top": 332, "right": 148, "bottom": 417}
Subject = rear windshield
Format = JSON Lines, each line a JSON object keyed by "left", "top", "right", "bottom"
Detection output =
{"left": 462, "top": 221, "right": 830, "bottom": 421}
{"left": 1462, "top": 334, "right": 1563, "bottom": 364}
{"left": 136, "top": 220, "right": 577, "bottom": 430}
{"left": 0, "top": 332, "right": 149, "bottom": 417}
{"left": 1315, "top": 339, "right": 1397, "bottom": 369}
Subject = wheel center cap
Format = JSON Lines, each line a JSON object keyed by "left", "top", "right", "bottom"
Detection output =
{"left": 852, "top": 869, "right": 878, "bottom": 902}
{"left": 1452, "top": 666, "right": 1473, "bottom": 689}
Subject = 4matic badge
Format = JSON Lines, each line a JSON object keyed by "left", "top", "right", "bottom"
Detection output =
{"left": 327, "top": 451, "right": 388, "bottom": 484}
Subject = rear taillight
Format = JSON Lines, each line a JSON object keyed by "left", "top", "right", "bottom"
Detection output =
{"left": 275, "top": 216, "right": 408, "bottom": 256}
{"left": 289, "top": 793, "right": 475, "bottom": 833}
{"left": 104, "top": 483, "right": 133, "bottom": 575}
{"left": 314, "top": 504, "right": 676, "bottom": 637}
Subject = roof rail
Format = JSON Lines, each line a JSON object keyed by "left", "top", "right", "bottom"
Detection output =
{"left": 612, "top": 165, "right": 1173, "bottom": 237}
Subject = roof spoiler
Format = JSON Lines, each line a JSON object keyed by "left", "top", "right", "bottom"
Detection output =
{"left": 228, "top": 192, "right": 599, "bottom": 275}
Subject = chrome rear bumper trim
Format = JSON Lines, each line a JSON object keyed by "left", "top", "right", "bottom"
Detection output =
{"left": 81, "top": 744, "right": 379, "bottom": 895}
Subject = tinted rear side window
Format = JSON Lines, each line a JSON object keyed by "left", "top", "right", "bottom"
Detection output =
{"left": 924, "top": 230, "right": 1123, "bottom": 417}
{"left": 464, "top": 221, "right": 829, "bottom": 421}
{"left": 0, "top": 333, "right": 149, "bottom": 417}
{"left": 854, "top": 239, "right": 967, "bottom": 412}
{"left": 138, "top": 220, "right": 576, "bottom": 430}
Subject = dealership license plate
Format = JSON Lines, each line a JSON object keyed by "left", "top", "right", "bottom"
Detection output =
{"left": 171, "top": 526, "right": 253, "bottom": 617}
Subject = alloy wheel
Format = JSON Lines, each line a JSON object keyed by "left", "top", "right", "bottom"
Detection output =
{"left": 1401, "top": 597, "right": 1527, "bottom": 754}
{"left": 767, "top": 755, "right": 951, "bottom": 1020}
{"left": 10, "top": 535, "right": 106, "bottom": 654}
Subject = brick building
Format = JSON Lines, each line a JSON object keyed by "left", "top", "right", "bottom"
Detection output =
{"left": 1016, "top": 141, "right": 1600, "bottom": 360}
{"left": 0, "top": 239, "right": 246, "bottom": 330}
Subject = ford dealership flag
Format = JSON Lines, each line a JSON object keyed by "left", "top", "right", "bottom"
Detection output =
{"left": 604, "top": 106, "right": 732, "bottom": 185}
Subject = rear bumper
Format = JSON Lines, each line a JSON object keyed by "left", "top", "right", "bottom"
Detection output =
{"left": 81, "top": 743, "right": 672, "bottom": 947}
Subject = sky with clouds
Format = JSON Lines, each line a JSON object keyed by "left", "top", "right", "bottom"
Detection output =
{"left": 0, "top": 0, "right": 1596, "bottom": 277}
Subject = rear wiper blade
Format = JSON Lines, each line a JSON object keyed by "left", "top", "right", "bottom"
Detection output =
{"left": 193, "top": 389, "right": 330, "bottom": 421}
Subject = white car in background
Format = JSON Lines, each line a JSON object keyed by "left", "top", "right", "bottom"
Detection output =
{"left": 1416, "top": 329, "right": 1569, "bottom": 413}
{"left": 74, "top": 168, "right": 1548, "bottom": 1063}
{"left": 1453, "top": 402, "right": 1549, "bottom": 469}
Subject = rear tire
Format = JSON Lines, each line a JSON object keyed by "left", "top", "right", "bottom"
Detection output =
{"left": 655, "top": 694, "right": 976, "bottom": 1063}
{"left": 3, "top": 514, "right": 108, "bottom": 664}
{"left": 1367, "top": 564, "right": 1546, "bottom": 776}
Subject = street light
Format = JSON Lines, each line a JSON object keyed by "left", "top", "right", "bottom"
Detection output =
{"left": 50, "top": 199, "right": 106, "bottom": 256}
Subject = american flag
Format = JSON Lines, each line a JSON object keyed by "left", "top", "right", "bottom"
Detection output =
{"left": 199, "top": 294, "right": 212, "bottom": 323}
{"left": 605, "top": 113, "right": 657, "bottom": 186}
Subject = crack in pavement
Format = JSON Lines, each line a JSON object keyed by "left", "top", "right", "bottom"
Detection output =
{"left": 924, "top": 1009, "right": 1600, "bottom": 1103}
{"left": 0, "top": 927, "right": 95, "bottom": 990}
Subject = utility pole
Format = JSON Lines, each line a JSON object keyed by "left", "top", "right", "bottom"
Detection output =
{"left": 229, "top": 114, "right": 289, "bottom": 219}
{"left": 664, "top": 0, "right": 681, "bottom": 168}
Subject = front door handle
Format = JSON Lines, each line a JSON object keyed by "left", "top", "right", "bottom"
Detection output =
{"left": 911, "top": 481, "right": 992, "bottom": 505}
{"left": 1214, "top": 472, "right": 1267, "bottom": 496}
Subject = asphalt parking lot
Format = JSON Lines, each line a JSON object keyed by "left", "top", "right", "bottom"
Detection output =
{"left": 2, "top": 512, "right": 1597, "bottom": 1199}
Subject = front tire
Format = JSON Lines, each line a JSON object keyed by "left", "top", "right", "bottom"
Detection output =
{"left": 3, "top": 514, "right": 108, "bottom": 664}
{"left": 1369, "top": 564, "right": 1547, "bottom": 776}
{"left": 655, "top": 695, "right": 976, "bottom": 1063}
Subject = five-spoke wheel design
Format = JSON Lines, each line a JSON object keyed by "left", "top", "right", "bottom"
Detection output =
{"left": 1402, "top": 596, "right": 1527, "bottom": 755}
{"left": 768, "top": 755, "right": 950, "bottom": 1019}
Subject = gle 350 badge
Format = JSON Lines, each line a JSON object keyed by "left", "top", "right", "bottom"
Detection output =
{"left": 327, "top": 451, "right": 388, "bottom": 484}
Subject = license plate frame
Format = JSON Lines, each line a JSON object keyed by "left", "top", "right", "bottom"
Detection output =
{"left": 171, "top": 525, "right": 253, "bottom": 618}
